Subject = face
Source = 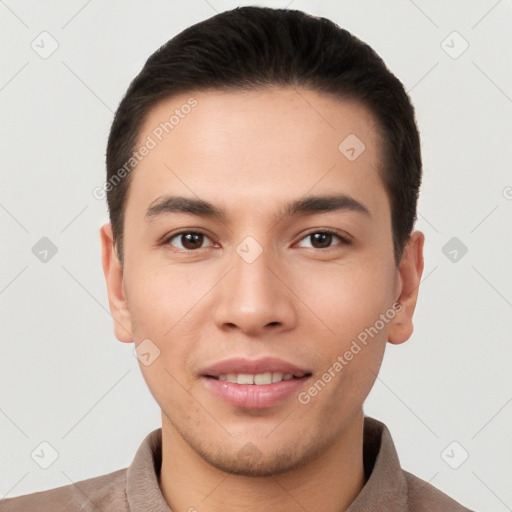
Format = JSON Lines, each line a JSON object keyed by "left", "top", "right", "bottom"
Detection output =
{"left": 102, "top": 87, "right": 423, "bottom": 476}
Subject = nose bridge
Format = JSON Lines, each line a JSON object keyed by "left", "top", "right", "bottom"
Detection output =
{"left": 233, "top": 243, "right": 274, "bottom": 302}
{"left": 212, "top": 236, "right": 297, "bottom": 334}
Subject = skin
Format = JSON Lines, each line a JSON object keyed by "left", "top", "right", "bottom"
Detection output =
{"left": 101, "top": 87, "right": 424, "bottom": 512}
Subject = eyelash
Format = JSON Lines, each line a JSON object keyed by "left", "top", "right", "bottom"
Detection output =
{"left": 162, "top": 229, "right": 351, "bottom": 252}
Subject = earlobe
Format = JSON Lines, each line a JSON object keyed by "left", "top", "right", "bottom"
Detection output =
{"left": 100, "top": 223, "right": 133, "bottom": 343}
{"left": 388, "top": 231, "right": 425, "bottom": 345}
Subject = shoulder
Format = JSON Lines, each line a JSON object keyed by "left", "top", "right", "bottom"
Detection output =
{"left": 0, "top": 467, "right": 128, "bottom": 512}
{"left": 404, "top": 470, "right": 475, "bottom": 512}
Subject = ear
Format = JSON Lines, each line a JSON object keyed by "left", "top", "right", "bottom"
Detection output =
{"left": 100, "top": 223, "right": 133, "bottom": 343}
{"left": 388, "top": 230, "right": 425, "bottom": 345}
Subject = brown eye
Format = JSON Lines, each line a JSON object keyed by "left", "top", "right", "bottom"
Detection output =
{"left": 168, "top": 232, "right": 212, "bottom": 250}
{"left": 310, "top": 232, "right": 333, "bottom": 249}
{"left": 296, "top": 231, "right": 348, "bottom": 250}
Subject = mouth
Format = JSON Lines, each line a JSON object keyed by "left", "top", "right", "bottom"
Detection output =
{"left": 200, "top": 357, "right": 312, "bottom": 409}
{"left": 205, "top": 372, "right": 311, "bottom": 385}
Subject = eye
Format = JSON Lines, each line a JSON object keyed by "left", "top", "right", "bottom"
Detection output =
{"left": 296, "top": 230, "right": 350, "bottom": 250}
{"left": 163, "top": 229, "right": 349, "bottom": 252}
{"left": 165, "top": 231, "right": 214, "bottom": 251}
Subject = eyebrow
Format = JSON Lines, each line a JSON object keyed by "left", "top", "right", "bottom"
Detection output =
{"left": 144, "top": 193, "right": 371, "bottom": 222}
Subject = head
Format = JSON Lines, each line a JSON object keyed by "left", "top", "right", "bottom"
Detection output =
{"left": 101, "top": 6, "right": 424, "bottom": 476}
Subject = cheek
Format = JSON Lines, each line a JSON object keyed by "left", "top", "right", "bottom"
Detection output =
{"left": 124, "top": 266, "right": 203, "bottom": 408}
{"left": 123, "top": 263, "right": 213, "bottom": 390}
{"left": 297, "top": 256, "right": 396, "bottom": 342}
{"left": 124, "top": 262, "right": 204, "bottom": 338}
{"left": 293, "top": 256, "right": 395, "bottom": 407}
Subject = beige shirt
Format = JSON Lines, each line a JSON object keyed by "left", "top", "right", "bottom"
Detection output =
{"left": 0, "top": 416, "right": 474, "bottom": 511}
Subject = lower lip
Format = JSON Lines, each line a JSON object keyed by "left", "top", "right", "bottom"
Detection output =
{"left": 202, "top": 376, "right": 310, "bottom": 409}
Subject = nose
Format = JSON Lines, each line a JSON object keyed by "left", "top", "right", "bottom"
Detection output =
{"left": 212, "top": 245, "right": 298, "bottom": 336}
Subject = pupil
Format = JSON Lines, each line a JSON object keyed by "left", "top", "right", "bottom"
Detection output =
{"left": 312, "top": 232, "right": 331, "bottom": 248}
{"left": 182, "top": 233, "right": 203, "bottom": 249}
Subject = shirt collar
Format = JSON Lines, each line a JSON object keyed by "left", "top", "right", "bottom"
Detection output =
{"left": 126, "top": 416, "right": 408, "bottom": 512}
{"left": 346, "top": 416, "right": 408, "bottom": 511}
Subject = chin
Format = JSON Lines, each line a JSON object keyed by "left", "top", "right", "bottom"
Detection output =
{"left": 191, "top": 432, "right": 328, "bottom": 477}
{"left": 200, "top": 449, "right": 305, "bottom": 477}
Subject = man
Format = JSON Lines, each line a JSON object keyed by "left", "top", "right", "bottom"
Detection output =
{"left": 1, "top": 6, "right": 474, "bottom": 511}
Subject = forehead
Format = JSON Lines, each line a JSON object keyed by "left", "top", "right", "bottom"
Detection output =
{"left": 126, "top": 87, "right": 388, "bottom": 220}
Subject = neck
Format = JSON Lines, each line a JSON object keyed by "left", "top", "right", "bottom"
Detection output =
{"left": 159, "top": 410, "right": 366, "bottom": 512}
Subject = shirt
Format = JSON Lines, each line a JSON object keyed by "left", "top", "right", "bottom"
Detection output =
{"left": 0, "top": 416, "right": 474, "bottom": 511}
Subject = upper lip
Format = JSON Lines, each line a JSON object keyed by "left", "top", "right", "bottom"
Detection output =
{"left": 201, "top": 357, "right": 311, "bottom": 377}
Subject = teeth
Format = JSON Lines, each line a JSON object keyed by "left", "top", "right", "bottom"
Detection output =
{"left": 237, "top": 374, "right": 255, "bottom": 385}
{"left": 254, "top": 372, "right": 272, "bottom": 384}
{"left": 271, "top": 372, "right": 283, "bottom": 383}
{"left": 216, "top": 372, "right": 296, "bottom": 384}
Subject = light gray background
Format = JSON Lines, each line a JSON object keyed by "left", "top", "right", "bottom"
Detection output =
{"left": 1, "top": 1, "right": 511, "bottom": 510}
